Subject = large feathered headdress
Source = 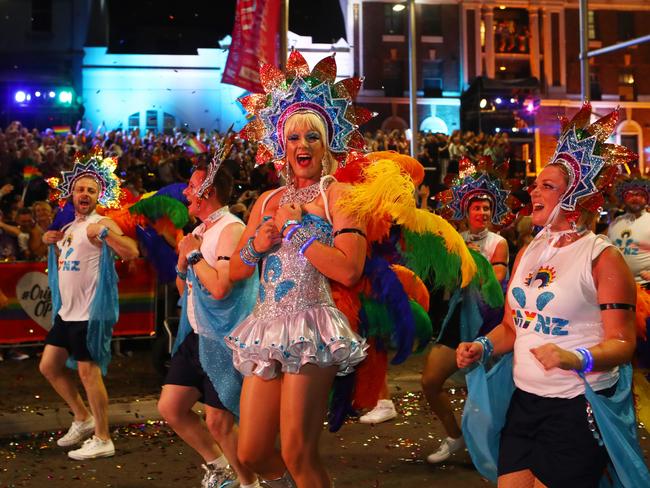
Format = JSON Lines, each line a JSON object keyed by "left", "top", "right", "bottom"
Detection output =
{"left": 237, "top": 49, "right": 375, "bottom": 171}
{"left": 47, "top": 149, "right": 122, "bottom": 208}
{"left": 549, "top": 102, "right": 636, "bottom": 213}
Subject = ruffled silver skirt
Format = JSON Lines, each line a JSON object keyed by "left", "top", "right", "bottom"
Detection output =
{"left": 225, "top": 305, "right": 367, "bottom": 380}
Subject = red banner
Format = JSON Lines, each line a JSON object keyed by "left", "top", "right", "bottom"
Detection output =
{"left": 0, "top": 259, "right": 156, "bottom": 344}
{"left": 222, "top": 0, "right": 281, "bottom": 92}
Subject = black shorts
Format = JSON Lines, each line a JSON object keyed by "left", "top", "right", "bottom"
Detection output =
{"left": 45, "top": 315, "right": 93, "bottom": 362}
{"left": 164, "top": 332, "right": 225, "bottom": 410}
{"left": 498, "top": 386, "right": 615, "bottom": 487}
{"left": 428, "top": 287, "right": 461, "bottom": 349}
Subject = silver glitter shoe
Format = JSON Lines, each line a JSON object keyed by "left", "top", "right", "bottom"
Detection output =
{"left": 201, "top": 464, "right": 240, "bottom": 488}
{"left": 261, "top": 471, "right": 297, "bottom": 488}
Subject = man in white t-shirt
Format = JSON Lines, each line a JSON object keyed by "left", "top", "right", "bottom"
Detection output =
{"left": 608, "top": 178, "right": 650, "bottom": 287}
{"left": 157, "top": 167, "right": 259, "bottom": 488}
{"left": 41, "top": 172, "right": 138, "bottom": 460}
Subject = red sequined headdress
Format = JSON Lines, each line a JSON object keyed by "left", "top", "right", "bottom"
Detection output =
{"left": 238, "top": 50, "right": 375, "bottom": 171}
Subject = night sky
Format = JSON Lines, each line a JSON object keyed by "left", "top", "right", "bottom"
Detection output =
{"left": 107, "top": 0, "right": 346, "bottom": 54}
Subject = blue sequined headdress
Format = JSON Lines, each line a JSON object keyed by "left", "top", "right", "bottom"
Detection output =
{"left": 437, "top": 156, "right": 516, "bottom": 228}
{"left": 549, "top": 103, "right": 636, "bottom": 213}
{"left": 48, "top": 150, "right": 122, "bottom": 208}
{"left": 196, "top": 130, "right": 236, "bottom": 199}
{"left": 238, "top": 50, "right": 375, "bottom": 171}
{"left": 614, "top": 175, "right": 650, "bottom": 203}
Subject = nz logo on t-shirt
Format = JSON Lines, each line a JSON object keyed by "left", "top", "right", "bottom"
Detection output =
{"left": 58, "top": 247, "right": 80, "bottom": 272}
{"left": 510, "top": 265, "right": 569, "bottom": 336}
{"left": 614, "top": 230, "right": 638, "bottom": 256}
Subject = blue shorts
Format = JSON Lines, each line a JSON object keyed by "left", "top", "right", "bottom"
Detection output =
{"left": 45, "top": 315, "right": 94, "bottom": 362}
{"left": 164, "top": 332, "right": 225, "bottom": 410}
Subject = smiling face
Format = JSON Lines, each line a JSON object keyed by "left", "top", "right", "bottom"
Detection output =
{"left": 71, "top": 176, "right": 100, "bottom": 215}
{"left": 284, "top": 112, "right": 329, "bottom": 186}
{"left": 182, "top": 169, "right": 208, "bottom": 218}
{"left": 528, "top": 164, "right": 568, "bottom": 227}
{"left": 467, "top": 197, "right": 492, "bottom": 233}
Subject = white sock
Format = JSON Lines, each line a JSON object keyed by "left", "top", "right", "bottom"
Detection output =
{"left": 240, "top": 481, "right": 261, "bottom": 488}
{"left": 207, "top": 455, "right": 228, "bottom": 469}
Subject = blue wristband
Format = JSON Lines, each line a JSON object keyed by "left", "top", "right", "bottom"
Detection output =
{"left": 574, "top": 347, "right": 594, "bottom": 373}
{"left": 285, "top": 223, "right": 302, "bottom": 241}
{"left": 299, "top": 235, "right": 318, "bottom": 256}
{"left": 97, "top": 226, "right": 109, "bottom": 242}
{"left": 473, "top": 336, "right": 494, "bottom": 364}
{"left": 281, "top": 219, "right": 301, "bottom": 237}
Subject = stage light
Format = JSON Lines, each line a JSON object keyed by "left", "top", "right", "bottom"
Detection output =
{"left": 499, "top": 5, "right": 506, "bottom": 9}
{"left": 495, "top": 127, "right": 501, "bottom": 133}
{"left": 510, "top": 97, "right": 516, "bottom": 103}
{"left": 392, "top": 4, "right": 406, "bottom": 12}
{"left": 58, "top": 90, "right": 73, "bottom": 104}
{"left": 35, "top": 91, "right": 41, "bottom": 97}
{"left": 479, "top": 98, "right": 488, "bottom": 109}
{"left": 26, "top": 94, "right": 31, "bottom": 101}
{"left": 48, "top": 91, "right": 55, "bottom": 98}
{"left": 512, "top": 127, "right": 519, "bottom": 132}
{"left": 525, "top": 102, "right": 535, "bottom": 113}
{"left": 499, "top": 66, "right": 506, "bottom": 71}
{"left": 495, "top": 97, "right": 502, "bottom": 104}
{"left": 14, "top": 91, "right": 26, "bottom": 103}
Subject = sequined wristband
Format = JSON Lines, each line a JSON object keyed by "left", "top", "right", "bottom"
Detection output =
{"left": 288, "top": 225, "right": 314, "bottom": 249}
{"left": 299, "top": 236, "right": 318, "bottom": 256}
{"left": 473, "top": 336, "right": 494, "bottom": 364}
{"left": 240, "top": 237, "right": 263, "bottom": 267}
{"left": 574, "top": 347, "right": 594, "bottom": 373}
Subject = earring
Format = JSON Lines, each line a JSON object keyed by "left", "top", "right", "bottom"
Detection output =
{"left": 284, "top": 164, "right": 294, "bottom": 186}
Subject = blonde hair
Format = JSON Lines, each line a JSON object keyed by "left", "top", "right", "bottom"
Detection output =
{"left": 547, "top": 162, "right": 598, "bottom": 226}
{"left": 283, "top": 111, "right": 337, "bottom": 175}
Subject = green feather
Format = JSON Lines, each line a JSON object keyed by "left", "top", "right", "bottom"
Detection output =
{"left": 360, "top": 296, "right": 393, "bottom": 339}
{"left": 409, "top": 300, "right": 433, "bottom": 353}
{"left": 401, "top": 229, "right": 462, "bottom": 292}
{"left": 468, "top": 249, "right": 505, "bottom": 308}
{"left": 130, "top": 195, "right": 189, "bottom": 229}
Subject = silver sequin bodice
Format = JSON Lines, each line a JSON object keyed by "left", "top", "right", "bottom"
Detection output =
{"left": 254, "top": 214, "right": 334, "bottom": 321}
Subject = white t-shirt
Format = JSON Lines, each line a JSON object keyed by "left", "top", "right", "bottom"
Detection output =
{"left": 461, "top": 230, "right": 508, "bottom": 263}
{"left": 56, "top": 212, "right": 104, "bottom": 321}
{"left": 509, "top": 232, "right": 619, "bottom": 398}
{"left": 607, "top": 211, "right": 650, "bottom": 285}
{"left": 186, "top": 212, "right": 244, "bottom": 333}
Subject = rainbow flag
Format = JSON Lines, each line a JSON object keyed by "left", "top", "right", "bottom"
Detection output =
{"left": 52, "top": 125, "right": 71, "bottom": 135}
{"left": 186, "top": 136, "right": 208, "bottom": 154}
{"left": 23, "top": 165, "right": 42, "bottom": 181}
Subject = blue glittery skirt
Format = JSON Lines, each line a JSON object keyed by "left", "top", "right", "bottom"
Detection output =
{"left": 226, "top": 305, "right": 367, "bottom": 380}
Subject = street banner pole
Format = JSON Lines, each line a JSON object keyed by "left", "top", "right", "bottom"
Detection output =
{"left": 408, "top": 0, "right": 418, "bottom": 158}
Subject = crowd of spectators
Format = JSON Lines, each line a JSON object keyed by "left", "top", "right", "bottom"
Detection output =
{"left": 0, "top": 121, "right": 517, "bottom": 263}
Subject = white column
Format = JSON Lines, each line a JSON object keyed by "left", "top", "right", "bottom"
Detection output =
{"left": 358, "top": 0, "right": 364, "bottom": 80}
{"left": 542, "top": 8, "right": 553, "bottom": 89}
{"left": 484, "top": 7, "right": 495, "bottom": 78}
{"left": 528, "top": 8, "right": 540, "bottom": 80}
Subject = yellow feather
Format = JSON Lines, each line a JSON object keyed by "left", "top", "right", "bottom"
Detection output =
{"left": 338, "top": 158, "right": 477, "bottom": 286}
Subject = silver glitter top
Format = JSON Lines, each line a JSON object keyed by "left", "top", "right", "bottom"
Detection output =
{"left": 253, "top": 213, "right": 334, "bottom": 321}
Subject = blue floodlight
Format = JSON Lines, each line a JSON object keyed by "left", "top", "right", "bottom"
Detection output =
{"left": 48, "top": 91, "right": 56, "bottom": 98}
{"left": 35, "top": 91, "right": 41, "bottom": 97}
{"left": 15, "top": 91, "right": 26, "bottom": 103}
{"left": 495, "top": 97, "right": 502, "bottom": 104}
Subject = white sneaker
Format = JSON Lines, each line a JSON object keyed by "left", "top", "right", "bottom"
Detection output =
{"left": 68, "top": 435, "right": 115, "bottom": 460}
{"left": 426, "top": 436, "right": 465, "bottom": 463}
{"left": 359, "top": 399, "right": 398, "bottom": 424}
{"left": 201, "top": 463, "right": 240, "bottom": 488}
{"left": 57, "top": 416, "right": 95, "bottom": 447}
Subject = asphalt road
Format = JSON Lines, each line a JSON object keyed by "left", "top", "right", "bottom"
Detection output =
{"left": 1, "top": 346, "right": 648, "bottom": 487}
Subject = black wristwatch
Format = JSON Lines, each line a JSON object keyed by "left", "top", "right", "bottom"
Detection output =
{"left": 186, "top": 250, "right": 204, "bottom": 266}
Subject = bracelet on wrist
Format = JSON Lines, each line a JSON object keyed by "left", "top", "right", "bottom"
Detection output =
{"left": 186, "top": 250, "right": 204, "bottom": 266}
{"left": 281, "top": 219, "right": 301, "bottom": 237}
{"left": 240, "top": 237, "right": 263, "bottom": 267}
{"left": 473, "top": 336, "right": 494, "bottom": 364}
{"left": 97, "top": 226, "right": 109, "bottom": 242}
{"left": 175, "top": 265, "right": 187, "bottom": 281}
{"left": 299, "top": 235, "right": 318, "bottom": 256}
{"left": 285, "top": 223, "right": 302, "bottom": 241}
{"left": 574, "top": 347, "right": 594, "bottom": 374}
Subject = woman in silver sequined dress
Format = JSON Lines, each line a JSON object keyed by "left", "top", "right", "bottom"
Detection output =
{"left": 227, "top": 111, "right": 368, "bottom": 488}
